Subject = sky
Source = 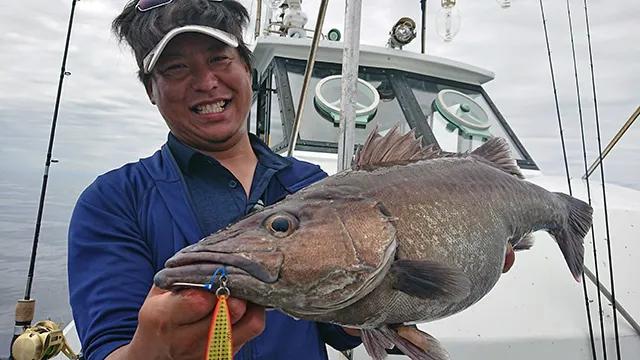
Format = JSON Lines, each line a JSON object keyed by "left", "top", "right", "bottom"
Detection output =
{"left": 0, "top": 0, "right": 638, "bottom": 350}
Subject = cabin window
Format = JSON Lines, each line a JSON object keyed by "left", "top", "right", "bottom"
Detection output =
{"left": 285, "top": 61, "right": 411, "bottom": 148}
{"left": 406, "top": 76, "right": 527, "bottom": 161}
{"left": 253, "top": 69, "right": 286, "bottom": 149}
{"left": 269, "top": 73, "right": 286, "bottom": 147}
{"left": 255, "top": 57, "right": 536, "bottom": 170}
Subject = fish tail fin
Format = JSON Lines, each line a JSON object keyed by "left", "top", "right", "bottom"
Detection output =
{"left": 362, "top": 326, "right": 449, "bottom": 360}
{"left": 549, "top": 192, "right": 593, "bottom": 282}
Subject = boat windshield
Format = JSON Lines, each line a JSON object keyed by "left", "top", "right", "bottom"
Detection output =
{"left": 288, "top": 68, "right": 410, "bottom": 145}
{"left": 406, "top": 76, "right": 527, "bottom": 160}
{"left": 252, "top": 58, "right": 535, "bottom": 169}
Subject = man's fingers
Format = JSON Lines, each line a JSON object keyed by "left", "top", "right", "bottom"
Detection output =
{"left": 145, "top": 286, "right": 217, "bottom": 325}
{"left": 503, "top": 243, "right": 515, "bottom": 273}
{"left": 227, "top": 297, "right": 248, "bottom": 324}
{"left": 231, "top": 303, "right": 266, "bottom": 354}
{"left": 172, "top": 314, "right": 213, "bottom": 356}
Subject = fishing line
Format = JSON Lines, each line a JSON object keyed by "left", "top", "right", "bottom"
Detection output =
{"left": 537, "top": 1, "right": 599, "bottom": 358}
{"left": 583, "top": 0, "right": 622, "bottom": 357}
{"left": 564, "top": 0, "right": 602, "bottom": 358}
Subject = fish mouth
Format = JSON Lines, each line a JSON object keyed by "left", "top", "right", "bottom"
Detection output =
{"left": 155, "top": 251, "right": 283, "bottom": 289}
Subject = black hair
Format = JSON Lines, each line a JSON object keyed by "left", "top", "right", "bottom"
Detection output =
{"left": 112, "top": 0, "right": 253, "bottom": 86}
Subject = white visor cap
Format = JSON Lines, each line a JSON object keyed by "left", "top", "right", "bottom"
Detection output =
{"left": 142, "top": 25, "right": 239, "bottom": 74}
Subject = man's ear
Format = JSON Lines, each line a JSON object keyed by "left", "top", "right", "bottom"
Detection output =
{"left": 145, "top": 80, "right": 156, "bottom": 105}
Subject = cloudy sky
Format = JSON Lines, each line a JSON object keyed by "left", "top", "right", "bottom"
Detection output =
{"left": 0, "top": 0, "right": 638, "bottom": 350}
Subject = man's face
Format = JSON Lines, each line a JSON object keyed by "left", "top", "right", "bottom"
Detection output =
{"left": 147, "top": 33, "right": 252, "bottom": 152}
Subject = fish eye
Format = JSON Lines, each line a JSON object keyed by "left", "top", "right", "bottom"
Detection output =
{"left": 264, "top": 213, "right": 298, "bottom": 237}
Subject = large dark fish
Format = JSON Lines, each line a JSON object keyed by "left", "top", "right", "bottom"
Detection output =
{"left": 155, "top": 127, "right": 592, "bottom": 360}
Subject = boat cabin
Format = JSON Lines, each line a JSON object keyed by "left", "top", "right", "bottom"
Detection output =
{"left": 249, "top": 37, "right": 537, "bottom": 174}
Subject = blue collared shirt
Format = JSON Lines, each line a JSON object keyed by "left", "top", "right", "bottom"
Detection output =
{"left": 167, "top": 133, "right": 288, "bottom": 235}
{"left": 69, "top": 133, "right": 360, "bottom": 360}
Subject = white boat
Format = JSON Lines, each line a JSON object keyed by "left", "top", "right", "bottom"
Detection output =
{"left": 46, "top": 2, "right": 640, "bottom": 360}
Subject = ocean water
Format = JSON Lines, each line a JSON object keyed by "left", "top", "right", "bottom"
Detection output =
{"left": 0, "top": 104, "right": 168, "bottom": 353}
{"left": 1, "top": 0, "right": 638, "bottom": 355}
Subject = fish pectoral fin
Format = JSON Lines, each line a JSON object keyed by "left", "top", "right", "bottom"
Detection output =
{"left": 390, "top": 259, "right": 471, "bottom": 300}
{"left": 362, "top": 325, "right": 449, "bottom": 360}
{"left": 511, "top": 233, "right": 535, "bottom": 251}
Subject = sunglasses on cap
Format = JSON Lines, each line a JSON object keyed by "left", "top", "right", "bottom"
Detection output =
{"left": 137, "top": 0, "right": 223, "bottom": 12}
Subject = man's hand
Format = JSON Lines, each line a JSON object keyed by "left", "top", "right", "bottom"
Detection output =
{"left": 227, "top": 296, "right": 266, "bottom": 352}
{"left": 108, "top": 286, "right": 265, "bottom": 359}
{"left": 503, "top": 243, "right": 515, "bottom": 273}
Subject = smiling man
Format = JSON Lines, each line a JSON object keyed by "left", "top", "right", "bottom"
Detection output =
{"left": 67, "top": 1, "right": 361, "bottom": 359}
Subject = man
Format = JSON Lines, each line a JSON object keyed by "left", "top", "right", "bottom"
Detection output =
{"left": 68, "top": 1, "right": 361, "bottom": 359}
{"left": 69, "top": 1, "right": 515, "bottom": 359}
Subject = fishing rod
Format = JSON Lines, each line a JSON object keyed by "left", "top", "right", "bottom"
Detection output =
{"left": 287, "top": 0, "right": 329, "bottom": 157}
{"left": 563, "top": 0, "right": 604, "bottom": 357}
{"left": 420, "top": 0, "right": 427, "bottom": 54}
{"left": 583, "top": 0, "right": 622, "bottom": 357}
{"left": 8, "top": 0, "right": 81, "bottom": 359}
{"left": 583, "top": 106, "right": 639, "bottom": 180}
{"left": 537, "top": 1, "right": 600, "bottom": 358}
{"left": 254, "top": 0, "right": 262, "bottom": 39}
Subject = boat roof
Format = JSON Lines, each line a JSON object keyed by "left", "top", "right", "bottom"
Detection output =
{"left": 252, "top": 36, "right": 495, "bottom": 86}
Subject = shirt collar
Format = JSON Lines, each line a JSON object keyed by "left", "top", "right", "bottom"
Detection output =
{"left": 167, "top": 132, "right": 290, "bottom": 174}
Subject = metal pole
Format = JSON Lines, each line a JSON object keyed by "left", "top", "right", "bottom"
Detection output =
{"left": 286, "top": 0, "right": 330, "bottom": 157}
{"left": 420, "top": 0, "right": 427, "bottom": 53}
{"left": 255, "top": 0, "right": 263, "bottom": 39}
{"left": 336, "top": 0, "right": 363, "bottom": 172}
{"left": 583, "top": 105, "right": 639, "bottom": 179}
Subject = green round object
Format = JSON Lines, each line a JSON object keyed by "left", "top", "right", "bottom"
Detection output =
{"left": 433, "top": 89, "right": 491, "bottom": 138}
{"left": 327, "top": 28, "right": 341, "bottom": 42}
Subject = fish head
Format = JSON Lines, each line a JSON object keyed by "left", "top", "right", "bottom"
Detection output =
{"left": 154, "top": 185, "right": 398, "bottom": 316}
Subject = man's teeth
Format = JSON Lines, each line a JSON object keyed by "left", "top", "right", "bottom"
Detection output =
{"left": 196, "top": 100, "right": 227, "bottom": 114}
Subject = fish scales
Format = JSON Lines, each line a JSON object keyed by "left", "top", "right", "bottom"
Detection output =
{"left": 155, "top": 126, "right": 592, "bottom": 360}
{"left": 306, "top": 156, "right": 563, "bottom": 326}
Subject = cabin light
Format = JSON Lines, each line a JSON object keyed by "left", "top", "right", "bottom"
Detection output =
{"left": 437, "top": 0, "right": 461, "bottom": 42}
{"left": 496, "top": 0, "right": 512, "bottom": 8}
{"left": 387, "top": 17, "right": 417, "bottom": 49}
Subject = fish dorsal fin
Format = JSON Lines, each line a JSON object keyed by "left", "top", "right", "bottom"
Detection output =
{"left": 352, "top": 124, "right": 441, "bottom": 169}
{"left": 470, "top": 137, "right": 524, "bottom": 179}
{"left": 352, "top": 125, "right": 523, "bottom": 178}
